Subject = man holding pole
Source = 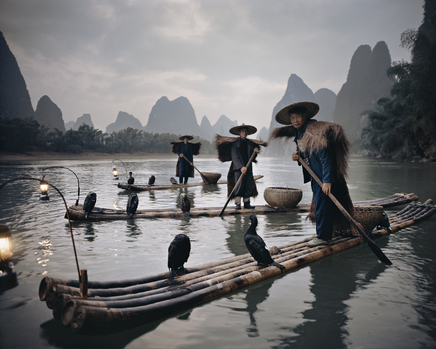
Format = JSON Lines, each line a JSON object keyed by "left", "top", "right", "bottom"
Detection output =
{"left": 170, "top": 135, "right": 201, "bottom": 184}
{"left": 270, "top": 102, "right": 355, "bottom": 247}
{"left": 215, "top": 123, "right": 266, "bottom": 210}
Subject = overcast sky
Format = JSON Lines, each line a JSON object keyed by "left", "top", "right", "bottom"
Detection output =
{"left": 0, "top": 0, "right": 425, "bottom": 132}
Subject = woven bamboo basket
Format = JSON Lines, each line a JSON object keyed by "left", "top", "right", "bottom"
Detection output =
{"left": 263, "top": 187, "right": 302, "bottom": 209}
{"left": 201, "top": 172, "right": 221, "bottom": 184}
{"left": 334, "top": 205, "right": 384, "bottom": 235}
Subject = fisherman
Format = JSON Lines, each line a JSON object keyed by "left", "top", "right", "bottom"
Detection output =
{"left": 270, "top": 101, "right": 355, "bottom": 246}
{"left": 127, "top": 172, "right": 134, "bottom": 185}
{"left": 170, "top": 135, "right": 201, "bottom": 184}
{"left": 215, "top": 123, "right": 266, "bottom": 210}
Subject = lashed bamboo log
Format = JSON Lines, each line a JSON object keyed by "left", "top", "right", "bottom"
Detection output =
{"left": 41, "top": 200, "right": 435, "bottom": 333}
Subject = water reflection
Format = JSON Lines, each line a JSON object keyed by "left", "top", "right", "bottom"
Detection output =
{"left": 126, "top": 220, "right": 141, "bottom": 238}
{"left": 231, "top": 280, "right": 274, "bottom": 338}
{"left": 273, "top": 243, "right": 389, "bottom": 349}
{"left": 225, "top": 215, "right": 251, "bottom": 256}
{"left": 175, "top": 188, "right": 195, "bottom": 209}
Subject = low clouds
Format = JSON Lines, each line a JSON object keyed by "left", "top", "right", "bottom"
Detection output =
{"left": 0, "top": 0, "right": 424, "bottom": 132}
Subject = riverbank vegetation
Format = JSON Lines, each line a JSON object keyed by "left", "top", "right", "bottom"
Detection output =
{"left": 0, "top": 119, "right": 215, "bottom": 155}
{"left": 362, "top": 15, "right": 436, "bottom": 161}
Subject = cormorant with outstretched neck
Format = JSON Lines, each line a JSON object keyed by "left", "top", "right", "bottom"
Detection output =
{"left": 168, "top": 234, "right": 191, "bottom": 276}
{"left": 244, "top": 214, "right": 285, "bottom": 271}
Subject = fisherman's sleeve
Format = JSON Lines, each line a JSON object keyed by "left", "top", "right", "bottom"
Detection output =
{"left": 318, "top": 147, "right": 335, "bottom": 183}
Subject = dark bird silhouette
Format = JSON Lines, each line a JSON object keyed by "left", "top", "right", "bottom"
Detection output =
{"left": 148, "top": 175, "right": 155, "bottom": 186}
{"left": 170, "top": 177, "right": 178, "bottom": 185}
{"left": 126, "top": 193, "right": 139, "bottom": 219}
{"left": 180, "top": 193, "right": 190, "bottom": 215}
{"left": 83, "top": 191, "right": 97, "bottom": 219}
{"left": 168, "top": 234, "right": 191, "bottom": 276}
{"left": 244, "top": 215, "right": 285, "bottom": 271}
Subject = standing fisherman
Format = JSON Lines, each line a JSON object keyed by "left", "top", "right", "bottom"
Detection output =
{"left": 215, "top": 124, "right": 267, "bottom": 210}
{"left": 270, "top": 102, "right": 355, "bottom": 246}
{"left": 170, "top": 135, "right": 201, "bottom": 184}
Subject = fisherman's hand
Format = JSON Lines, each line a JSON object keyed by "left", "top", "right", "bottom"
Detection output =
{"left": 291, "top": 151, "right": 299, "bottom": 161}
{"left": 241, "top": 167, "right": 247, "bottom": 175}
{"left": 179, "top": 153, "right": 183, "bottom": 157}
{"left": 254, "top": 147, "right": 259, "bottom": 153}
{"left": 322, "top": 183, "right": 332, "bottom": 195}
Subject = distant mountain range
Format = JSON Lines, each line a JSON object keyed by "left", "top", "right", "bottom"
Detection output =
{"left": 1, "top": 28, "right": 395, "bottom": 148}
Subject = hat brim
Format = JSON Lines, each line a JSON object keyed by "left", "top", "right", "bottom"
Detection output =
{"left": 229, "top": 124, "right": 257, "bottom": 136}
{"left": 275, "top": 101, "right": 319, "bottom": 125}
{"left": 179, "top": 135, "right": 194, "bottom": 140}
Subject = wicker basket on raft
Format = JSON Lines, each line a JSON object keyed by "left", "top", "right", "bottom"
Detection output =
{"left": 263, "top": 187, "right": 303, "bottom": 209}
{"left": 200, "top": 172, "right": 221, "bottom": 184}
{"left": 334, "top": 205, "right": 384, "bottom": 236}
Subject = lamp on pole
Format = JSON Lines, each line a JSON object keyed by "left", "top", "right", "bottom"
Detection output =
{"left": 0, "top": 177, "right": 81, "bottom": 282}
{"left": 43, "top": 166, "right": 81, "bottom": 206}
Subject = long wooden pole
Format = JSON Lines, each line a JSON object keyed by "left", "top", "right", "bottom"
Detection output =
{"left": 218, "top": 149, "right": 257, "bottom": 217}
{"left": 180, "top": 154, "right": 210, "bottom": 184}
{"left": 297, "top": 156, "right": 392, "bottom": 265}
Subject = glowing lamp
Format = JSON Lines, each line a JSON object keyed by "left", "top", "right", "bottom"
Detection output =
{"left": 40, "top": 179, "right": 49, "bottom": 200}
{"left": 113, "top": 167, "right": 119, "bottom": 179}
{"left": 0, "top": 225, "right": 18, "bottom": 290}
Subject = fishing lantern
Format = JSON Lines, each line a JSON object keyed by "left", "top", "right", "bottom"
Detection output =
{"left": 0, "top": 225, "right": 18, "bottom": 291}
{"left": 40, "top": 178, "right": 49, "bottom": 200}
{"left": 113, "top": 168, "right": 118, "bottom": 179}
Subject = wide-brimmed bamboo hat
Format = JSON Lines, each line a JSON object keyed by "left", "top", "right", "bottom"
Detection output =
{"left": 229, "top": 123, "right": 257, "bottom": 136}
{"left": 179, "top": 135, "right": 194, "bottom": 140}
{"left": 275, "top": 101, "right": 319, "bottom": 125}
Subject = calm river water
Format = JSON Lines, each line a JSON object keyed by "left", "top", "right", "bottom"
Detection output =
{"left": 0, "top": 155, "right": 436, "bottom": 349}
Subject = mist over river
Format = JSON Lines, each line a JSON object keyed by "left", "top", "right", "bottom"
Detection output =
{"left": 1, "top": 155, "right": 436, "bottom": 349}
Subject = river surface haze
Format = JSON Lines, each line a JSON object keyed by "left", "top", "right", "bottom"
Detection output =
{"left": 1, "top": 155, "right": 436, "bottom": 349}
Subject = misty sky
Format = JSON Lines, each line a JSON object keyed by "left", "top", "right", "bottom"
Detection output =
{"left": 0, "top": 0, "right": 425, "bottom": 133}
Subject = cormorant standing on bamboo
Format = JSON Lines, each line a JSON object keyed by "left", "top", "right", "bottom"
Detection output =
{"left": 148, "top": 175, "right": 155, "bottom": 186}
{"left": 214, "top": 124, "right": 267, "bottom": 210}
{"left": 180, "top": 192, "right": 190, "bottom": 215}
{"left": 168, "top": 234, "right": 191, "bottom": 276}
{"left": 170, "top": 135, "right": 201, "bottom": 184}
{"left": 244, "top": 215, "right": 285, "bottom": 271}
{"left": 170, "top": 177, "right": 177, "bottom": 185}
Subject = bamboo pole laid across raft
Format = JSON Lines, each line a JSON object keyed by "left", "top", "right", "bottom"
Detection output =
{"left": 40, "top": 199, "right": 435, "bottom": 333}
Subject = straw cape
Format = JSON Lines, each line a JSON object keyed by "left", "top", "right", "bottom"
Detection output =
{"left": 275, "top": 101, "right": 319, "bottom": 126}
{"left": 269, "top": 120, "right": 355, "bottom": 232}
{"left": 229, "top": 123, "right": 257, "bottom": 136}
{"left": 214, "top": 134, "right": 267, "bottom": 199}
{"left": 170, "top": 140, "right": 202, "bottom": 178}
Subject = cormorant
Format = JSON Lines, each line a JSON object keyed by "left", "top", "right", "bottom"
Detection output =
{"left": 168, "top": 234, "right": 191, "bottom": 276}
{"left": 244, "top": 214, "right": 285, "bottom": 271}
{"left": 148, "top": 175, "right": 155, "bottom": 186}
{"left": 180, "top": 193, "right": 190, "bottom": 215}
{"left": 126, "top": 193, "right": 139, "bottom": 219}
{"left": 83, "top": 192, "right": 97, "bottom": 219}
{"left": 170, "top": 177, "right": 178, "bottom": 185}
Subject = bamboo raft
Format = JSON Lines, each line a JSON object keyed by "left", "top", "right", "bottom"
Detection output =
{"left": 117, "top": 175, "right": 264, "bottom": 191}
{"left": 40, "top": 199, "right": 435, "bottom": 333}
{"left": 66, "top": 193, "right": 418, "bottom": 221}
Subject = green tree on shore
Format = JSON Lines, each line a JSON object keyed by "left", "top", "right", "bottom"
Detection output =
{"left": 362, "top": 13, "right": 436, "bottom": 160}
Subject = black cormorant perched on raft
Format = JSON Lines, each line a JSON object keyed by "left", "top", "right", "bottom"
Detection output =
{"left": 168, "top": 234, "right": 191, "bottom": 276}
{"left": 245, "top": 214, "right": 285, "bottom": 271}
{"left": 148, "top": 175, "right": 155, "bottom": 186}
{"left": 170, "top": 177, "right": 178, "bottom": 185}
{"left": 180, "top": 193, "right": 190, "bottom": 215}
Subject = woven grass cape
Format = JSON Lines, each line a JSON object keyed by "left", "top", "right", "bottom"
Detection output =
{"left": 214, "top": 135, "right": 267, "bottom": 199}
{"left": 270, "top": 120, "right": 355, "bottom": 231}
